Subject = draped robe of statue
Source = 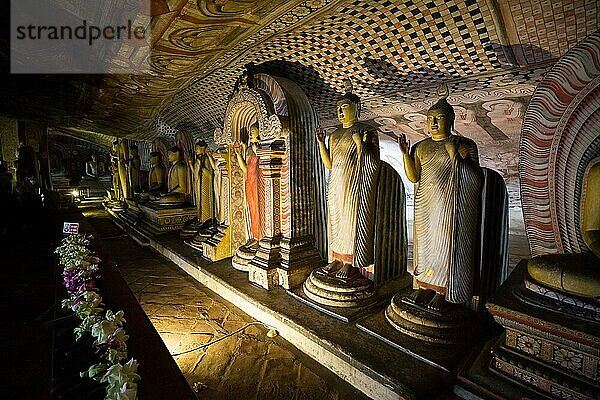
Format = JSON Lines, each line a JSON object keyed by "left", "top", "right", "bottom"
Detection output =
{"left": 245, "top": 145, "right": 264, "bottom": 241}
{"left": 110, "top": 149, "right": 122, "bottom": 200}
{"left": 328, "top": 122, "right": 380, "bottom": 268}
{"left": 148, "top": 160, "right": 166, "bottom": 194}
{"left": 212, "top": 153, "right": 223, "bottom": 223}
{"left": 193, "top": 153, "right": 214, "bottom": 223}
{"left": 410, "top": 135, "right": 482, "bottom": 304}
{"left": 129, "top": 153, "right": 141, "bottom": 193}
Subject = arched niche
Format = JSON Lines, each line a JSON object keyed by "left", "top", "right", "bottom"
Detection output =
{"left": 520, "top": 31, "right": 600, "bottom": 256}
{"left": 205, "top": 73, "right": 326, "bottom": 289}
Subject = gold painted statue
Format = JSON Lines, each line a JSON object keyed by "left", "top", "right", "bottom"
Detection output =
{"left": 527, "top": 160, "right": 600, "bottom": 298}
{"left": 316, "top": 80, "right": 380, "bottom": 280}
{"left": 146, "top": 151, "right": 166, "bottom": 195}
{"left": 110, "top": 141, "right": 122, "bottom": 201}
{"left": 128, "top": 145, "right": 141, "bottom": 193}
{"left": 398, "top": 86, "right": 483, "bottom": 310}
{"left": 191, "top": 140, "right": 214, "bottom": 226}
{"left": 151, "top": 146, "right": 189, "bottom": 205}
{"left": 181, "top": 140, "right": 215, "bottom": 239}
{"left": 117, "top": 139, "right": 130, "bottom": 200}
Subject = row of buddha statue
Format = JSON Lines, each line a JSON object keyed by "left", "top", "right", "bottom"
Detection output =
{"left": 107, "top": 77, "right": 599, "bottom": 346}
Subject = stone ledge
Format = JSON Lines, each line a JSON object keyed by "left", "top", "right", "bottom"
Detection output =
{"left": 112, "top": 216, "right": 457, "bottom": 400}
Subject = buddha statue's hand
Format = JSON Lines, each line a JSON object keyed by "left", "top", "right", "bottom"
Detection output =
{"left": 397, "top": 134, "right": 410, "bottom": 155}
{"left": 315, "top": 126, "right": 325, "bottom": 143}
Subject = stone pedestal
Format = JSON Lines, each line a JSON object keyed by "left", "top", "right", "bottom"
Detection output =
{"left": 384, "top": 293, "right": 476, "bottom": 345}
{"left": 486, "top": 261, "right": 600, "bottom": 400}
{"left": 136, "top": 202, "right": 196, "bottom": 235}
{"left": 201, "top": 225, "right": 231, "bottom": 261}
{"left": 277, "top": 236, "right": 323, "bottom": 289}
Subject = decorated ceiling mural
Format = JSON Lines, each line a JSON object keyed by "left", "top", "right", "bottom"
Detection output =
{"left": 1, "top": 0, "right": 598, "bottom": 142}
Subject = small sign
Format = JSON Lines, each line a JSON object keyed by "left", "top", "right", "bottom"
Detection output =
{"left": 63, "top": 222, "right": 80, "bottom": 235}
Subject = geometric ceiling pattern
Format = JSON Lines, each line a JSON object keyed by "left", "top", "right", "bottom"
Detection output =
{"left": 0, "top": 0, "right": 599, "bottom": 144}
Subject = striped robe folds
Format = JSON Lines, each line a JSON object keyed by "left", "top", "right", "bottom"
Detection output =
{"left": 411, "top": 136, "right": 483, "bottom": 304}
{"left": 327, "top": 123, "right": 380, "bottom": 269}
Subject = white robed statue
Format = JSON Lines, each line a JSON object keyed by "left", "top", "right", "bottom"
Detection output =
{"left": 398, "top": 85, "right": 483, "bottom": 310}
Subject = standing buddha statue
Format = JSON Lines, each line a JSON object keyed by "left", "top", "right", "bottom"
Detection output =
{"left": 302, "top": 79, "right": 384, "bottom": 310}
{"left": 128, "top": 145, "right": 141, "bottom": 194}
{"left": 397, "top": 85, "right": 483, "bottom": 311}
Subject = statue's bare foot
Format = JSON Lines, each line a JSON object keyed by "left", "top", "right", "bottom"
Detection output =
{"left": 322, "top": 260, "right": 341, "bottom": 273}
{"left": 403, "top": 288, "right": 435, "bottom": 305}
{"left": 427, "top": 293, "right": 447, "bottom": 312}
{"left": 335, "top": 263, "right": 360, "bottom": 280}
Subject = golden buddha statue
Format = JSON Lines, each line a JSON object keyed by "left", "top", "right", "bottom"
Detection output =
{"left": 117, "top": 139, "right": 130, "bottom": 200}
{"left": 147, "top": 151, "right": 166, "bottom": 195}
{"left": 527, "top": 160, "right": 600, "bottom": 298}
{"left": 316, "top": 80, "right": 380, "bottom": 280}
{"left": 109, "top": 141, "right": 123, "bottom": 201}
{"left": 181, "top": 140, "right": 215, "bottom": 238}
{"left": 192, "top": 140, "right": 214, "bottom": 226}
{"left": 398, "top": 86, "right": 483, "bottom": 311}
{"left": 151, "top": 146, "right": 189, "bottom": 205}
{"left": 128, "top": 145, "right": 141, "bottom": 193}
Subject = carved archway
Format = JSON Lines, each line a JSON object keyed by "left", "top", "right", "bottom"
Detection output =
{"left": 519, "top": 31, "right": 600, "bottom": 256}
{"left": 206, "top": 73, "right": 326, "bottom": 289}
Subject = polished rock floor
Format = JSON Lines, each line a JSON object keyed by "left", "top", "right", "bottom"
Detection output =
{"left": 84, "top": 209, "right": 368, "bottom": 400}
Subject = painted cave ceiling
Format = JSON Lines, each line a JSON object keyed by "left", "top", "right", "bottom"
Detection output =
{"left": 1, "top": 0, "right": 599, "bottom": 176}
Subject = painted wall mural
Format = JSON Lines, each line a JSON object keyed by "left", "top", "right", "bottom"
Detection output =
{"left": 520, "top": 31, "right": 600, "bottom": 257}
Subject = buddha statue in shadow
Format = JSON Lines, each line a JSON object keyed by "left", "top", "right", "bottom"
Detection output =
{"left": 397, "top": 86, "right": 483, "bottom": 312}
{"left": 150, "top": 146, "right": 189, "bottom": 205}
{"left": 128, "top": 145, "right": 141, "bottom": 194}
{"left": 181, "top": 140, "right": 215, "bottom": 239}
{"left": 527, "top": 160, "right": 600, "bottom": 300}
{"left": 141, "top": 151, "right": 166, "bottom": 198}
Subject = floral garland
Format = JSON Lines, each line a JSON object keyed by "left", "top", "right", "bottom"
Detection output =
{"left": 55, "top": 234, "right": 140, "bottom": 400}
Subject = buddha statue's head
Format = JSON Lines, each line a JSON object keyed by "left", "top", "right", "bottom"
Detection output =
{"left": 427, "top": 97, "right": 455, "bottom": 141}
{"left": 337, "top": 79, "right": 360, "bottom": 128}
{"left": 150, "top": 151, "right": 161, "bottom": 166}
{"left": 130, "top": 145, "right": 138, "bottom": 156}
{"left": 91, "top": 154, "right": 97, "bottom": 162}
{"left": 249, "top": 123, "right": 261, "bottom": 145}
{"left": 112, "top": 140, "right": 119, "bottom": 153}
{"left": 195, "top": 140, "right": 208, "bottom": 155}
{"left": 168, "top": 146, "right": 181, "bottom": 163}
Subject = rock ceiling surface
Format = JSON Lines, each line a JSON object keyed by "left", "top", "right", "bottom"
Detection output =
{"left": 1, "top": 0, "right": 598, "bottom": 150}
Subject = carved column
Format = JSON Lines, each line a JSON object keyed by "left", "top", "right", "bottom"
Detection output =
{"left": 248, "top": 142, "right": 285, "bottom": 289}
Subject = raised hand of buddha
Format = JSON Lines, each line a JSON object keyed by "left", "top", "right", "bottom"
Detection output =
{"left": 315, "top": 126, "right": 325, "bottom": 143}
{"left": 397, "top": 133, "right": 410, "bottom": 155}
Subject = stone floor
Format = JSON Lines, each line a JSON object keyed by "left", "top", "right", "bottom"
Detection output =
{"left": 83, "top": 209, "right": 368, "bottom": 400}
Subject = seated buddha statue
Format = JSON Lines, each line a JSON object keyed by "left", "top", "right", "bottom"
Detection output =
{"left": 150, "top": 146, "right": 189, "bottom": 205}
{"left": 141, "top": 151, "right": 166, "bottom": 198}
{"left": 85, "top": 154, "right": 99, "bottom": 178}
{"left": 527, "top": 160, "right": 600, "bottom": 299}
